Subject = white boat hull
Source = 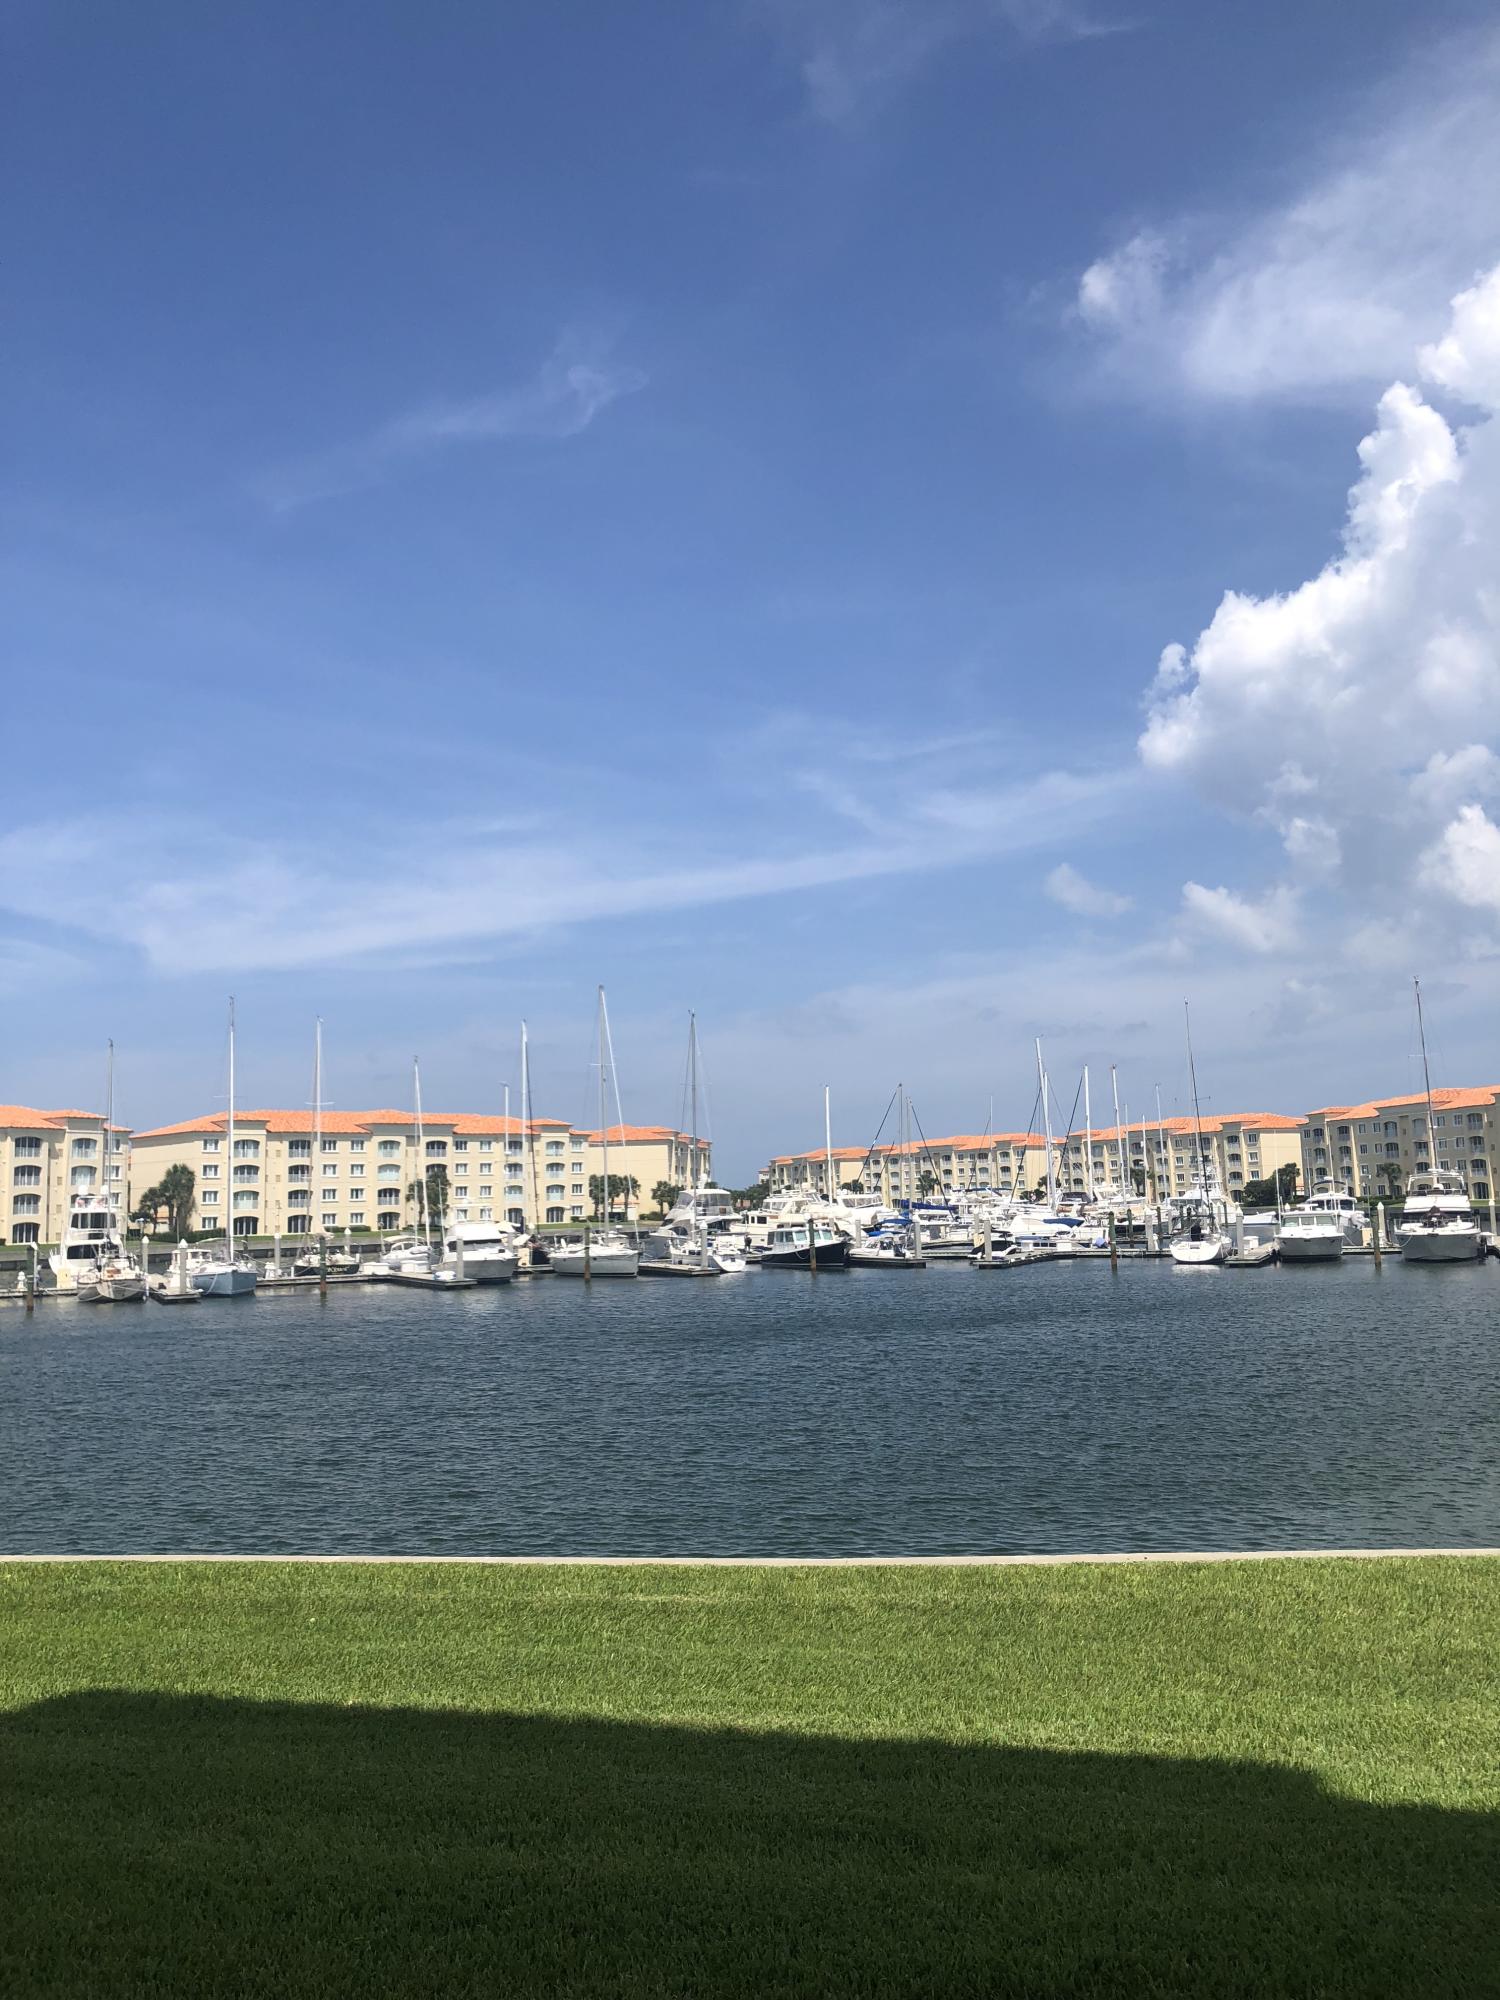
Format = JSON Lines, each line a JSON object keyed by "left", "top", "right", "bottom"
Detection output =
{"left": 549, "top": 1245, "right": 640, "bottom": 1278}
{"left": 191, "top": 1266, "right": 258, "bottom": 1296}
{"left": 1170, "top": 1235, "right": 1228, "bottom": 1266}
{"left": 1277, "top": 1234, "right": 1344, "bottom": 1263}
{"left": 95, "top": 1274, "right": 148, "bottom": 1302}
{"left": 1398, "top": 1231, "right": 1484, "bottom": 1263}
{"left": 441, "top": 1249, "right": 518, "bottom": 1283}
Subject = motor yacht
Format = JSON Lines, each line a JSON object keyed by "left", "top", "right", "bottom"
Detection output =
{"left": 549, "top": 1230, "right": 640, "bottom": 1278}
{"left": 640, "top": 1219, "right": 746, "bottom": 1274}
{"left": 436, "top": 1219, "right": 519, "bottom": 1283}
{"left": 1396, "top": 1170, "right": 1483, "bottom": 1263}
{"left": 757, "top": 1219, "right": 850, "bottom": 1268}
{"left": 1278, "top": 1180, "right": 1364, "bottom": 1262}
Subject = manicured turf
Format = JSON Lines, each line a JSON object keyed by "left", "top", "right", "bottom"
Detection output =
{"left": 2, "top": 1557, "right": 1497, "bottom": 1997}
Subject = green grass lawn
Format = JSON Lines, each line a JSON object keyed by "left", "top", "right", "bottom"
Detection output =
{"left": 2, "top": 1557, "right": 1497, "bottom": 1997}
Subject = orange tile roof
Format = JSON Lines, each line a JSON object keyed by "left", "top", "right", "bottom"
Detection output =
{"left": 1308, "top": 1086, "right": 1500, "bottom": 1119}
{"left": 584, "top": 1124, "right": 705, "bottom": 1145}
{"left": 134, "top": 1108, "right": 574, "bottom": 1141}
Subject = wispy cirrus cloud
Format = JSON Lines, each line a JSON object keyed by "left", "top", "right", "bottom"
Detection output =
{"left": 260, "top": 331, "right": 647, "bottom": 511}
{"left": 758, "top": 0, "right": 1127, "bottom": 126}
{"left": 0, "top": 759, "right": 1128, "bottom": 975}
{"left": 1073, "top": 29, "right": 1500, "bottom": 401}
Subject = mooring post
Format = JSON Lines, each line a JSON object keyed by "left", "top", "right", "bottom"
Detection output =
{"left": 1373, "top": 1201, "right": 1385, "bottom": 1268}
{"left": 583, "top": 1221, "right": 592, "bottom": 1282}
{"left": 25, "top": 1243, "right": 35, "bottom": 1314}
{"left": 982, "top": 1216, "right": 992, "bottom": 1267}
{"left": 808, "top": 1227, "right": 818, "bottom": 1273}
{"left": 318, "top": 1232, "right": 328, "bottom": 1298}
{"left": 1108, "top": 1210, "right": 1118, "bottom": 1273}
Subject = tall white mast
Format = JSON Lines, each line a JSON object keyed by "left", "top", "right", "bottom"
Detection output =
{"left": 689, "top": 1012, "right": 701, "bottom": 1191}
{"left": 598, "top": 987, "right": 609, "bottom": 1223}
{"left": 1036, "top": 1038, "right": 1056, "bottom": 1208}
{"left": 824, "top": 1084, "right": 834, "bottom": 1201}
{"left": 1083, "top": 1066, "right": 1093, "bottom": 1201}
{"left": 1110, "top": 1064, "right": 1126, "bottom": 1195}
{"left": 1414, "top": 977, "right": 1437, "bottom": 1152}
{"left": 313, "top": 1017, "right": 323, "bottom": 1232}
{"left": 1184, "top": 1002, "right": 1208, "bottom": 1197}
{"left": 413, "top": 1057, "right": 429, "bottom": 1248}
{"left": 225, "top": 998, "right": 236, "bottom": 1256}
{"left": 1155, "top": 1084, "right": 1167, "bottom": 1203}
{"left": 104, "top": 1039, "right": 114, "bottom": 1216}
{"left": 502, "top": 1082, "right": 510, "bottom": 1222}
{"left": 520, "top": 1019, "right": 537, "bottom": 1229}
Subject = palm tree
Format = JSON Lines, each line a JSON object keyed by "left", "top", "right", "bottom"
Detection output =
{"left": 651, "top": 1181, "right": 681, "bottom": 1217}
{"left": 917, "top": 1170, "right": 939, "bottom": 1197}
{"left": 159, "top": 1163, "right": 196, "bottom": 1239}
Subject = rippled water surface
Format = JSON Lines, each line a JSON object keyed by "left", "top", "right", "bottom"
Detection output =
{"left": 3, "top": 1258, "right": 1498, "bottom": 1555}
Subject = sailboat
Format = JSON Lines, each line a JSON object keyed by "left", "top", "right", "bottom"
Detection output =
{"left": 550, "top": 987, "right": 640, "bottom": 1278}
{"left": 292, "top": 1020, "right": 357, "bottom": 1276}
{"left": 1168, "top": 1003, "right": 1231, "bottom": 1267}
{"left": 188, "top": 1002, "right": 259, "bottom": 1296}
{"left": 641, "top": 1014, "right": 745, "bottom": 1274}
{"left": 1396, "top": 978, "right": 1484, "bottom": 1263}
{"left": 377, "top": 1060, "right": 476, "bottom": 1286}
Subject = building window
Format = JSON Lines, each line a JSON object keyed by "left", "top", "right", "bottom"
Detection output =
{"left": 70, "top": 1166, "right": 95, "bottom": 1188}
{"left": 202, "top": 1190, "right": 219, "bottom": 1206}
{"left": 453, "top": 1139, "right": 469, "bottom": 1154}
{"left": 71, "top": 1137, "right": 97, "bottom": 1156}
{"left": 12, "top": 1194, "right": 40, "bottom": 1215}
{"left": 289, "top": 1140, "right": 311, "bottom": 1159}
{"left": 547, "top": 1207, "right": 564, "bottom": 1224}
{"left": 203, "top": 1138, "right": 221, "bottom": 1152}
{"left": 378, "top": 1210, "right": 400, "bottom": 1230}
{"left": 233, "top": 1165, "right": 258, "bottom": 1182}
{"left": 289, "top": 1165, "right": 310, "bottom": 1183}
{"left": 288, "top": 1190, "right": 310, "bottom": 1206}
{"left": 378, "top": 1165, "right": 400, "bottom": 1182}
{"left": 233, "top": 1139, "right": 259, "bottom": 1158}
{"left": 14, "top": 1137, "right": 41, "bottom": 1158}
{"left": 479, "top": 1139, "right": 493, "bottom": 1153}
{"left": 571, "top": 1184, "right": 583, "bottom": 1196}
{"left": 286, "top": 1215, "right": 310, "bottom": 1234}
{"left": 322, "top": 1138, "right": 339, "bottom": 1154}
{"left": 11, "top": 1221, "right": 38, "bottom": 1243}
{"left": 478, "top": 1184, "right": 491, "bottom": 1198}
{"left": 349, "top": 1163, "right": 364, "bottom": 1177}
{"left": 378, "top": 1140, "right": 400, "bottom": 1157}
{"left": 350, "top": 1212, "right": 364, "bottom": 1227}
{"left": 350, "top": 1139, "right": 365, "bottom": 1153}
{"left": 233, "top": 1216, "right": 256, "bottom": 1237}
{"left": 546, "top": 1141, "right": 565, "bottom": 1155}
{"left": 426, "top": 1140, "right": 446, "bottom": 1157}
{"left": 323, "top": 1163, "right": 338, "bottom": 1178}
{"left": 455, "top": 1186, "right": 469, "bottom": 1200}
{"left": 12, "top": 1166, "right": 40, "bottom": 1187}
{"left": 322, "top": 1212, "right": 339, "bottom": 1230}
{"left": 508, "top": 1208, "right": 525, "bottom": 1226}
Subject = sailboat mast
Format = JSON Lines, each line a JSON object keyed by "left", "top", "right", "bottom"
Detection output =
{"left": 104, "top": 1040, "right": 114, "bottom": 1218}
{"left": 689, "top": 1012, "right": 701, "bottom": 1191}
{"left": 1154, "top": 1085, "right": 1167, "bottom": 1204}
{"left": 520, "top": 1020, "right": 538, "bottom": 1231}
{"left": 413, "top": 1057, "right": 428, "bottom": 1248}
{"left": 1414, "top": 977, "right": 1437, "bottom": 1138}
{"left": 225, "top": 999, "right": 236, "bottom": 1256}
{"left": 1110, "top": 1064, "right": 1126, "bottom": 1194}
{"left": 1036, "top": 1038, "right": 1056, "bottom": 1208}
{"left": 824, "top": 1085, "right": 834, "bottom": 1201}
{"left": 1083, "top": 1066, "right": 1093, "bottom": 1200}
{"left": 1184, "top": 1002, "right": 1207, "bottom": 1195}
{"left": 598, "top": 987, "right": 608, "bottom": 1224}
{"left": 313, "top": 1017, "right": 323, "bottom": 1230}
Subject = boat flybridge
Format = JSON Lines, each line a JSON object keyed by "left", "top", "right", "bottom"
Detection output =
{"left": 1277, "top": 1179, "right": 1364, "bottom": 1262}
{"left": 50, "top": 1192, "right": 146, "bottom": 1302}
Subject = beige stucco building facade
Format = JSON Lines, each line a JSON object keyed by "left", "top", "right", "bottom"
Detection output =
{"left": 582, "top": 1126, "right": 712, "bottom": 1218}
{"left": 765, "top": 1133, "right": 1048, "bottom": 1203}
{"left": 1299, "top": 1087, "right": 1499, "bottom": 1203}
{"left": 1, "top": 1104, "right": 128, "bottom": 1245}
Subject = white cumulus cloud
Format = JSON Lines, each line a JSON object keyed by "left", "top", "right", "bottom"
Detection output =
{"left": 1143, "top": 258, "right": 1500, "bottom": 955}
{"left": 1044, "top": 862, "right": 1133, "bottom": 917}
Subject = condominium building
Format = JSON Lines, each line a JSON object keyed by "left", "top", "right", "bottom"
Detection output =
{"left": 1299, "top": 1087, "right": 1499, "bottom": 1204}
{"left": 0, "top": 1105, "right": 128, "bottom": 1244}
{"left": 129, "top": 1109, "right": 592, "bottom": 1237}
{"left": 765, "top": 1134, "right": 1048, "bottom": 1203}
{"left": 1054, "top": 1114, "right": 1303, "bottom": 1201}
{"left": 582, "top": 1126, "right": 712, "bottom": 1218}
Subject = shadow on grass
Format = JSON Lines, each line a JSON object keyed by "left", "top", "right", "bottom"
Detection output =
{"left": 3, "top": 1692, "right": 1496, "bottom": 1996}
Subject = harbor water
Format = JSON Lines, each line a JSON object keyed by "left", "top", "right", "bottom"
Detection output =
{"left": 3, "top": 1258, "right": 1497, "bottom": 1556}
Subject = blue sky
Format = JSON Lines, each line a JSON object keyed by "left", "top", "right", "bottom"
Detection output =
{"left": 6, "top": 0, "right": 1500, "bottom": 1177}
